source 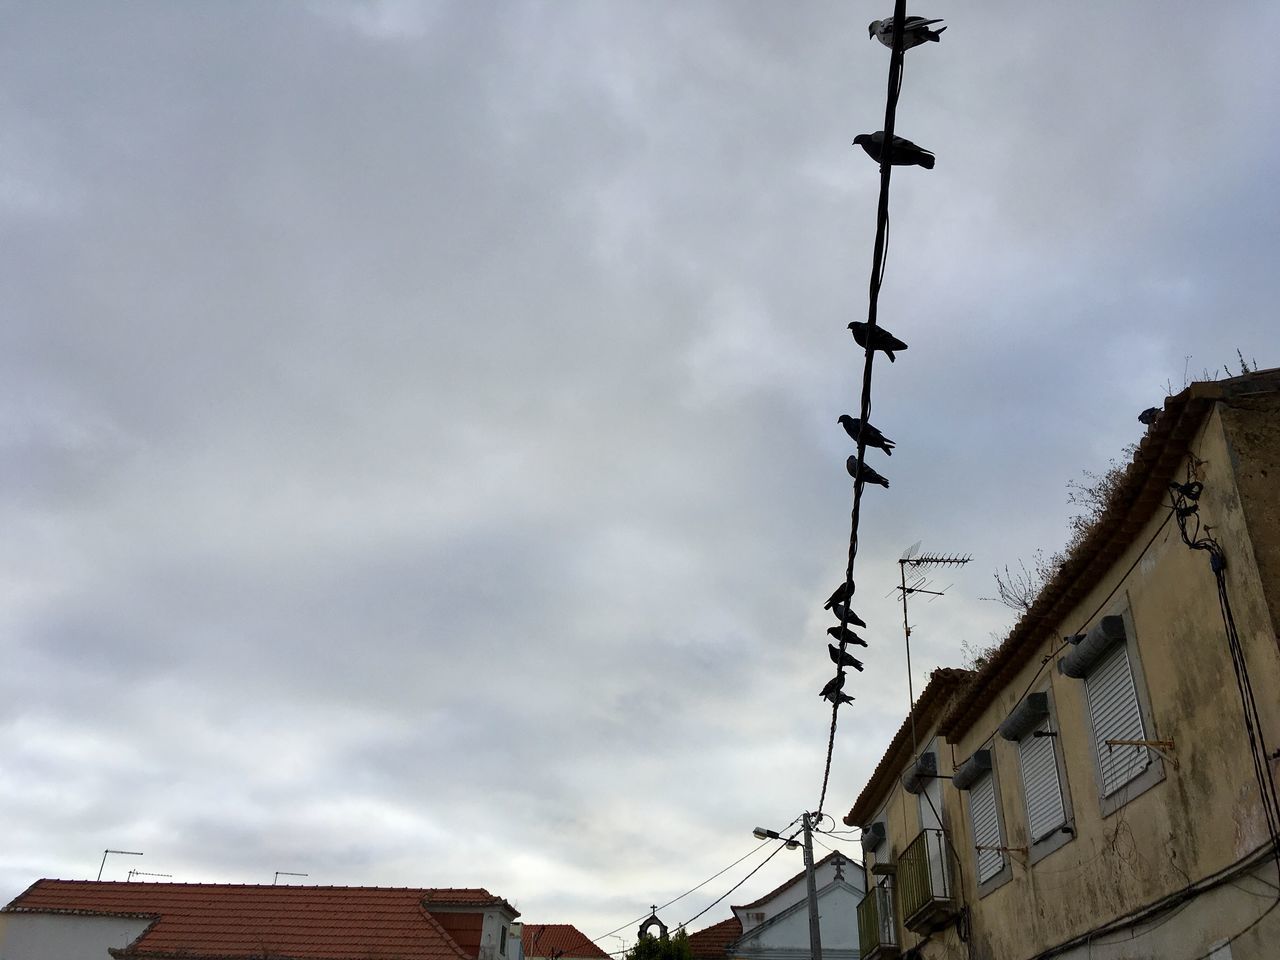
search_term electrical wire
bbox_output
[588,837,778,944]
[816,0,911,820]
[678,835,800,929]
[1169,458,1280,873]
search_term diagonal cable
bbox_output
[817,0,912,817]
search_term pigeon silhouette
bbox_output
[828,626,869,648]
[1138,407,1161,425]
[848,321,909,361]
[868,17,946,49]
[838,415,895,455]
[847,457,890,488]
[853,132,934,169]
[834,691,855,705]
[829,603,867,628]
[819,672,846,699]
[823,580,855,610]
[828,644,866,672]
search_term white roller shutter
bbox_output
[969,773,1004,883]
[1018,722,1066,841]
[1085,642,1149,796]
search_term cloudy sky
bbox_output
[3,0,1279,942]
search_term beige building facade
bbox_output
[846,370,1280,960]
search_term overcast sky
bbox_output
[3,0,1279,943]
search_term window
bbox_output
[969,772,1004,884]
[1059,609,1163,813]
[1085,642,1150,797]
[956,746,1011,894]
[500,927,508,955]
[1017,722,1067,842]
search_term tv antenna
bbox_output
[274,871,310,885]
[127,871,172,882]
[896,544,972,756]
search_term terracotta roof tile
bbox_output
[520,924,609,959]
[2,880,512,960]
[686,917,741,960]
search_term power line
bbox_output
[817,0,913,817]
[588,837,779,944]
[678,835,799,930]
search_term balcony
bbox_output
[856,881,899,959]
[897,828,959,933]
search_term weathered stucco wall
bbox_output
[946,401,1280,960]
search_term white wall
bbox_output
[478,908,522,960]
[0,913,150,960]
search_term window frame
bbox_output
[1015,685,1075,864]
[1081,605,1164,817]
[966,741,1012,897]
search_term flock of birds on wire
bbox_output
[819,15,944,709]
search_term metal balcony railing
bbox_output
[856,881,899,959]
[897,828,959,932]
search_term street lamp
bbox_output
[752,827,801,850]
[753,817,823,960]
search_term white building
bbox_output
[688,850,865,960]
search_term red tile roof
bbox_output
[3,880,516,960]
[433,911,485,958]
[520,924,609,959]
[686,917,741,960]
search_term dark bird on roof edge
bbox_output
[1138,407,1161,425]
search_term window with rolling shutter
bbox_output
[1085,642,1149,796]
[969,772,1004,883]
[1018,722,1066,842]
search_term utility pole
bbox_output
[801,813,823,960]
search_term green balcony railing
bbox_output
[856,882,899,958]
[897,828,958,932]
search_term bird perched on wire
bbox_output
[838,415,895,455]
[848,321,909,361]
[868,17,946,49]
[1138,407,1161,425]
[853,132,935,169]
[847,456,890,488]
[819,672,846,700]
[828,644,865,672]
[827,626,868,648]
[829,603,866,628]
[823,580,855,610]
